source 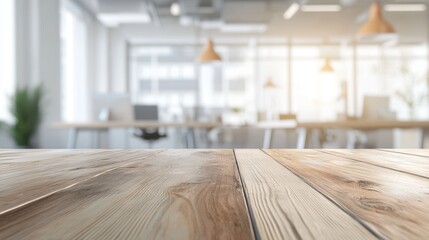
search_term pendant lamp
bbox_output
[357,2,395,37]
[197,39,221,63]
[320,58,334,72]
[264,77,276,89]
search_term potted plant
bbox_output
[9,85,44,148]
[394,60,428,119]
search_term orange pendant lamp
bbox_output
[357,2,395,37]
[264,77,276,89]
[197,39,221,63]
[320,58,334,72]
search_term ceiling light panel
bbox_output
[221,24,268,33]
[384,4,426,12]
[301,5,342,12]
[170,2,181,16]
[284,3,300,20]
[97,13,151,27]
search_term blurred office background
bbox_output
[1,0,429,149]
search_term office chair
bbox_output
[133,105,167,148]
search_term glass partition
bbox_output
[129,42,428,123]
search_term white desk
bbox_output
[53,121,221,149]
[258,120,429,149]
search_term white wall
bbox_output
[108,28,128,93]
[0,0,16,124]
[12,0,64,148]
[95,23,109,93]
[6,0,109,148]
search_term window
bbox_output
[129,42,428,123]
[129,45,256,122]
[60,1,89,121]
[357,44,428,119]
[0,0,15,122]
[292,46,342,121]
[257,46,289,118]
[129,46,198,114]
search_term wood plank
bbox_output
[381,149,429,158]
[0,150,253,240]
[234,149,376,240]
[0,149,162,213]
[266,149,429,239]
[322,149,429,179]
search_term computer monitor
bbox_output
[362,96,395,120]
[133,105,159,121]
[93,93,133,121]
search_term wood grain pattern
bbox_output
[322,149,429,179]
[266,149,429,239]
[381,149,429,158]
[0,150,253,240]
[0,149,161,213]
[234,149,376,240]
[2,149,429,240]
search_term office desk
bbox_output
[1,149,428,239]
[53,121,221,149]
[258,120,429,148]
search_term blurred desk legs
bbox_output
[67,128,78,149]
[264,127,429,149]
[263,129,273,149]
[67,128,109,149]
[262,128,311,149]
[67,128,197,149]
[297,127,429,149]
[421,128,429,148]
[263,128,303,149]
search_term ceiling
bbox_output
[77,0,429,44]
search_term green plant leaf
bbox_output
[9,84,44,148]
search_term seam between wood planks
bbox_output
[378,149,429,158]
[318,149,429,180]
[261,149,386,240]
[232,149,260,240]
[0,149,167,216]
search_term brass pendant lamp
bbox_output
[197,39,221,63]
[357,2,395,37]
[320,58,334,72]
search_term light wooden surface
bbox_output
[257,120,429,130]
[266,149,429,239]
[52,121,221,129]
[0,149,161,213]
[297,120,429,130]
[1,149,429,239]
[55,119,429,130]
[382,148,429,157]
[323,149,429,178]
[235,149,375,240]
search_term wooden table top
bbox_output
[257,120,429,130]
[297,120,429,130]
[53,120,429,131]
[0,149,428,239]
[52,121,221,129]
